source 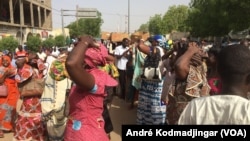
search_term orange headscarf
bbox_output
[0,55,17,78]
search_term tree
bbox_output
[42,37,55,48]
[187,0,250,37]
[67,11,103,38]
[26,36,41,52]
[148,14,165,35]
[0,36,18,52]
[162,5,189,33]
[54,35,65,47]
[138,23,149,32]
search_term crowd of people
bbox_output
[0,34,249,141]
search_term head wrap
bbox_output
[15,64,33,83]
[152,35,168,49]
[0,55,17,77]
[84,44,108,68]
[2,55,11,66]
[49,54,69,81]
[84,44,117,87]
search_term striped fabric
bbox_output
[136,79,166,125]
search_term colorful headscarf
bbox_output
[15,63,33,83]
[85,44,117,87]
[0,55,17,77]
[153,35,167,48]
[49,54,69,81]
[84,44,108,68]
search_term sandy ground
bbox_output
[0,96,137,141]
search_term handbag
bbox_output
[141,47,162,81]
[46,106,67,141]
[19,77,45,97]
[0,84,8,97]
[142,67,162,80]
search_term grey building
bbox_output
[0,0,52,44]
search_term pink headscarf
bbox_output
[84,44,108,68]
[84,44,117,87]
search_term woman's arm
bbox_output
[174,42,200,80]
[137,40,151,55]
[65,36,97,91]
[0,70,11,84]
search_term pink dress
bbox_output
[64,71,111,141]
[208,77,222,95]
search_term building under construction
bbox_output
[0,0,52,44]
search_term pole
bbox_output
[61,9,65,38]
[128,0,130,35]
[19,0,23,45]
[76,5,79,28]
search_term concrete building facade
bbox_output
[0,0,52,44]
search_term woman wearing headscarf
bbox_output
[136,35,166,125]
[0,55,19,138]
[65,35,118,141]
[167,41,210,125]
[13,54,45,141]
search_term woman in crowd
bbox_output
[167,40,210,125]
[206,46,222,95]
[13,54,45,141]
[65,35,118,141]
[178,44,250,124]
[0,55,19,138]
[160,41,179,105]
[136,35,166,125]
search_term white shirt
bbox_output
[68,45,73,52]
[37,52,47,61]
[114,45,129,70]
[51,47,60,57]
[43,55,56,77]
[178,95,250,125]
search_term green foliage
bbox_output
[42,37,55,48]
[162,5,189,33]
[67,22,81,38]
[147,5,189,35]
[67,11,103,38]
[148,14,165,35]
[0,37,18,52]
[138,23,149,32]
[188,0,250,37]
[54,35,65,47]
[65,36,71,45]
[26,36,41,52]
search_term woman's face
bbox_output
[207,52,216,66]
[2,57,10,67]
[15,58,26,68]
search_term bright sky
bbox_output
[52,0,190,33]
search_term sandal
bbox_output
[0,130,4,138]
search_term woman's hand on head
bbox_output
[78,35,100,48]
[187,42,200,54]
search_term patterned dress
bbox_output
[13,64,45,141]
[137,79,166,125]
[136,46,166,125]
[167,65,211,125]
[0,59,19,132]
[14,96,45,141]
[208,77,222,95]
[64,70,116,141]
